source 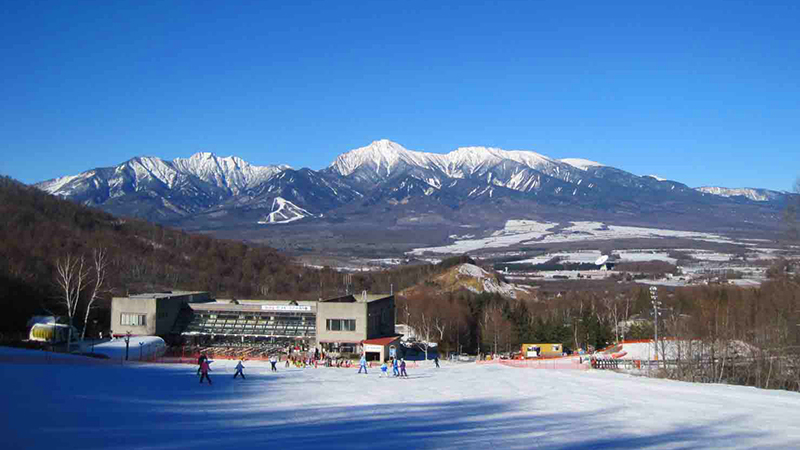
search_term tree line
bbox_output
[398,262,800,391]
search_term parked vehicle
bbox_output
[29,323,80,343]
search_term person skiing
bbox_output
[434,355,440,368]
[358,354,368,374]
[270,354,278,372]
[197,353,207,376]
[399,358,408,378]
[392,357,400,377]
[234,359,245,379]
[199,358,212,384]
[380,361,388,378]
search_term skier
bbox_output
[358,354,368,374]
[399,358,408,378]
[234,359,245,379]
[434,355,440,368]
[196,353,207,376]
[199,358,212,384]
[270,354,278,372]
[380,361,388,378]
[392,357,399,377]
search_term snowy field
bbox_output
[3,348,800,450]
[408,220,739,256]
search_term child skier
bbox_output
[358,354,368,374]
[399,359,408,378]
[199,358,212,384]
[380,361,388,378]
[234,359,245,379]
[196,353,207,376]
[270,354,278,372]
[392,357,399,377]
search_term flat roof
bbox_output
[321,294,393,303]
[117,291,208,300]
[189,302,317,313]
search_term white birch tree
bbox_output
[55,254,89,351]
[81,248,108,341]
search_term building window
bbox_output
[326,319,356,332]
[120,313,146,326]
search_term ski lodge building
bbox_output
[110,291,398,358]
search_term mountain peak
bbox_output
[190,151,217,160]
[330,140,416,177]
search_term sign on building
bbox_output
[260,305,312,312]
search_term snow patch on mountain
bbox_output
[38,174,84,196]
[696,186,781,202]
[457,264,531,299]
[559,158,605,170]
[257,197,315,224]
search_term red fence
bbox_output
[478,357,589,370]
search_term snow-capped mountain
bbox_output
[327,139,591,193]
[34,140,793,233]
[36,153,290,220]
[696,186,785,202]
[171,152,289,195]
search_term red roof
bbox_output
[362,336,401,346]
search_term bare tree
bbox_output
[81,248,108,341]
[480,304,503,357]
[55,254,89,352]
[433,315,447,348]
[414,311,434,362]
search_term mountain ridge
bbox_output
[32,140,796,241]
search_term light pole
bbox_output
[124,331,131,361]
[92,320,98,353]
[649,286,660,364]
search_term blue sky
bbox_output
[1,1,798,190]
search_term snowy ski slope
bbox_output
[2,347,799,449]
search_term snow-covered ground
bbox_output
[3,347,800,449]
[457,263,532,298]
[409,220,742,255]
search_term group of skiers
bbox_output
[196,353,247,384]
[196,351,438,384]
[359,354,408,378]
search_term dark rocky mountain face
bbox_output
[34,140,795,251]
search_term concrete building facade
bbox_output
[315,293,396,355]
[111,291,210,337]
[110,291,397,358]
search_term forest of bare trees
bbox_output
[397,264,800,391]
